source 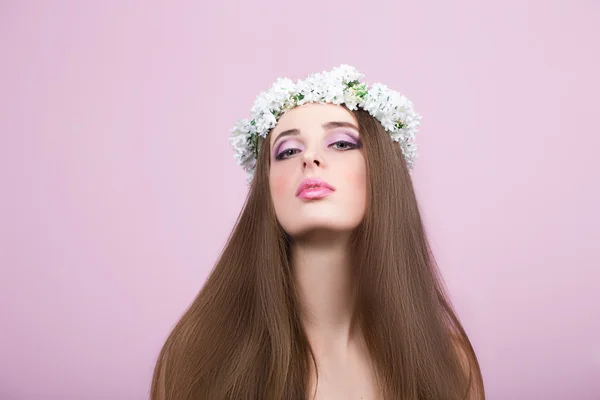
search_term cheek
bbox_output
[269,168,289,202]
[343,158,367,193]
[344,168,366,187]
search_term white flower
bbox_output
[255,112,277,135]
[229,65,422,181]
[269,78,295,108]
[342,87,361,110]
[250,91,272,116]
[322,77,345,103]
[330,64,363,83]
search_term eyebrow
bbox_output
[272,121,360,146]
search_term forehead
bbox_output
[269,103,357,143]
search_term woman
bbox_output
[150,65,485,399]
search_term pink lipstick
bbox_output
[296,178,335,200]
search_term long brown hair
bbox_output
[150,108,485,399]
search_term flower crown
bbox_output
[229,65,422,182]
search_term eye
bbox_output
[275,148,301,160]
[329,140,359,151]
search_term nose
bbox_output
[302,151,321,169]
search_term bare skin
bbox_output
[292,235,380,400]
[269,104,377,398]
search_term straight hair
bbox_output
[150,108,485,399]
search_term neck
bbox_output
[291,231,359,348]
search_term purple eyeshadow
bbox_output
[326,131,359,146]
[273,130,360,159]
[273,139,302,158]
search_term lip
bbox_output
[296,178,335,200]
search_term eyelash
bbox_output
[275,140,360,160]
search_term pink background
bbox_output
[1,1,599,399]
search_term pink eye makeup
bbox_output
[273,130,362,161]
[274,139,304,160]
[325,131,361,149]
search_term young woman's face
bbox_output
[269,103,367,238]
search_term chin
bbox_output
[282,214,363,239]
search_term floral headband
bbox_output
[229,65,421,182]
